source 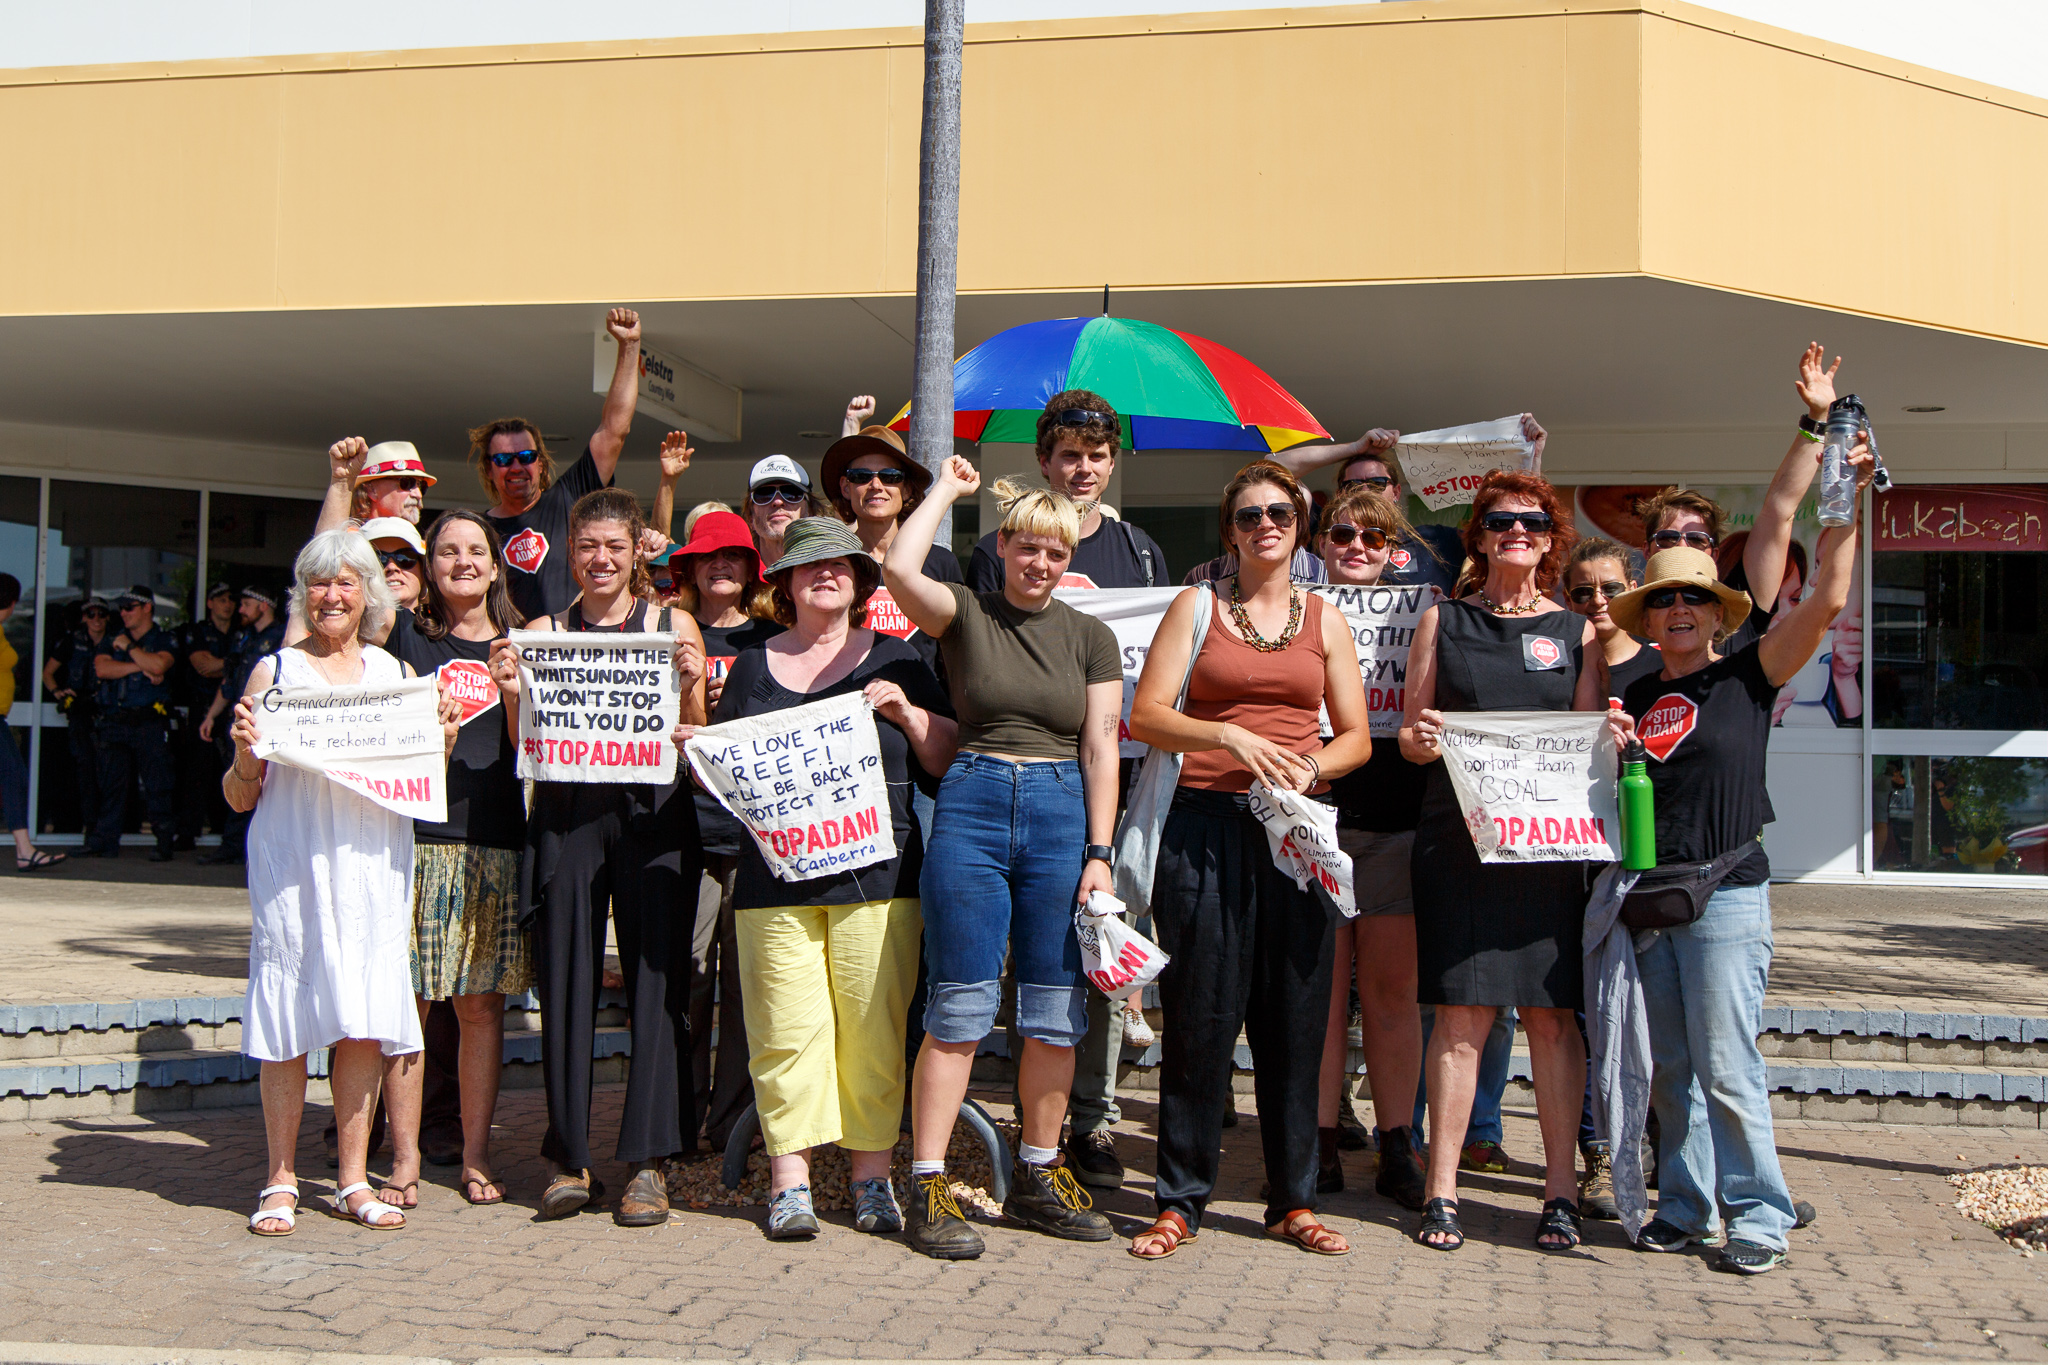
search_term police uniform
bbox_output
[173,590,236,842]
[92,595,178,859]
[51,616,107,847]
[205,607,286,864]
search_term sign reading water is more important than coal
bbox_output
[1310,582,1442,736]
[683,692,892,882]
[252,675,447,821]
[1438,711,1619,863]
[512,631,681,783]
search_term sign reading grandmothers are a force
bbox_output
[512,631,681,783]
[251,674,447,821]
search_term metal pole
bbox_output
[910,0,963,548]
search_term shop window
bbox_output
[207,492,320,604]
[1874,754,2048,875]
[1123,506,1220,580]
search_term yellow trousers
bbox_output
[733,897,922,1157]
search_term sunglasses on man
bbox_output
[487,449,541,468]
[1232,503,1298,533]
[376,549,422,571]
[1053,409,1115,429]
[1648,528,1717,551]
[1339,475,1395,494]
[1567,580,1629,604]
[369,476,427,491]
[842,467,908,487]
[1479,511,1555,534]
[1323,523,1389,550]
[751,483,808,506]
[82,608,110,620]
[1644,585,1720,610]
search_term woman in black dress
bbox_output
[1399,471,1603,1252]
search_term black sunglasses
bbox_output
[750,484,808,506]
[376,549,422,571]
[1644,585,1719,610]
[487,449,541,468]
[1648,529,1718,551]
[1567,581,1629,604]
[842,467,908,487]
[1232,502,1298,532]
[1339,476,1395,494]
[1323,523,1389,550]
[1479,511,1555,534]
[82,608,109,619]
[1054,408,1115,428]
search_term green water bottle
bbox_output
[1620,739,1656,871]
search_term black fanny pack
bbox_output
[1618,843,1757,930]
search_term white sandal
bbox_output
[248,1183,299,1237]
[329,1180,406,1230]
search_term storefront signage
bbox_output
[1875,485,2048,553]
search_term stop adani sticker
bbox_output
[1388,547,1412,570]
[1638,693,1699,762]
[437,659,501,725]
[503,528,548,575]
[1522,635,1567,671]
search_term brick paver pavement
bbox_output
[1,1087,2044,1361]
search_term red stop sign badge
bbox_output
[1638,693,1699,762]
[438,659,501,725]
[503,528,548,574]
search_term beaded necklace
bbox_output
[1475,588,1544,616]
[1228,575,1304,652]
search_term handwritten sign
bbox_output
[1875,484,2048,553]
[1396,417,1536,510]
[684,692,892,882]
[252,675,446,821]
[1310,582,1443,736]
[511,631,680,783]
[1247,782,1356,916]
[1437,711,1619,863]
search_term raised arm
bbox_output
[588,307,642,482]
[315,438,368,536]
[1759,442,1872,688]
[649,430,693,549]
[882,455,975,638]
[1269,427,1398,480]
[1747,343,1841,611]
[842,395,877,437]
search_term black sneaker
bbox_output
[1003,1157,1112,1241]
[1716,1238,1786,1275]
[1636,1217,1704,1253]
[1373,1125,1428,1211]
[1063,1129,1125,1189]
[905,1173,984,1260]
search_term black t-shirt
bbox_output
[220,619,287,709]
[387,610,525,849]
[711,633,952,910]
[486,447,611,624]
[1605,642,1665,699]
[1382,523,1464,597]
[695,615,788,857]
[1622,641,1776,885]
[967,515,1167,592]
[175,618,234,712]
[867,543,964,668]
[1331,735,1428,833]
[93,626,174,711]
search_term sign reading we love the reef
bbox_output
[511,632,681,783]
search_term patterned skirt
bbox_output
[412,842,533,999]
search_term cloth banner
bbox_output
[1054,587,1182,758]
[683,691,893,882]
[1309,582,1443,736]
[251,675,447,821]
[1396,417,1536,510]
[1437,711,1619,862]
[511,631,680,783]
[1247,781,1357,916]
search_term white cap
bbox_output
[360,517,426,553]
[747,454,810,491]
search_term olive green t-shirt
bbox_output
[938,582,1122,760]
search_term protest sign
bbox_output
[684,692,893,882]
[252,674,447,821]
[1247,781,1357,916]
[1437,711,1619,863]
[1309,582,1442,736]
[1074,892,1170,998]
[1054,586,1182,758]
[435,659,501,725]
[1396,417,1536,511]
[511,631,680,783]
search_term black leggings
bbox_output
[530,785,698,1170]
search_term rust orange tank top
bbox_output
[1178,588,1328,792]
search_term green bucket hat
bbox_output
[764,517,882,591]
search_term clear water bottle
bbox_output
[1818,395,1867,528]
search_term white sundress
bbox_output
[242,644,424,1063]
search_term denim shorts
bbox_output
[919,753,1090,1047]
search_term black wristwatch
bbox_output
[1798,413,1825,435]
[1084,844,1115,865]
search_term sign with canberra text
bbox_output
[252,675,447,821]
[1437,711,1619,863]
[684,692,892,882]
[1875,484,2048,553]
[1311,582,1442,736]
[511,631,680,783]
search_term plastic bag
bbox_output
[1073,890,1170,998]
[1247,781,1357,917]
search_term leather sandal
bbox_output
[1415,1196,1464,1251]
[1535,1196,1582,1251]
[1128,1210,1197,1260]
[1265,1208,1350,1256]
[540,1167,594,1220]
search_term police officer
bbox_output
[174,583,237,848]
[92,585,178,861]
[41,599,111,850]
[198,586,283,866]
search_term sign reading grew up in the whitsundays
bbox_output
[683,692,893,882]
[511,631,680,783]
[252,675,447,821]
[1437,711,1619,863]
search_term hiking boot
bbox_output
[614,1163,670,1227]
[905,1172,984,1259]
[852,1177,902,1234]
[1460,1139,1510,1174]
[1003,1157,1112,1241]
[765,1183,819,1240]
[1579,1145,1620,1221]
[1716,1238,1786,1275]
[1063,1129,1125,1189]
[1373,1125,1428,1210]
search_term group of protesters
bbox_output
[232,314,1868,1278]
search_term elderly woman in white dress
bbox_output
[233,530,458,1235]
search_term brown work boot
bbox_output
[1579,1145,1620,1221]
[614,1162,671,1227]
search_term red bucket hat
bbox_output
[665,510,764,578]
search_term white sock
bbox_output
[911,1159,946,1178]
[1019,1142,1058,1167]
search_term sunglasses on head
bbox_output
[1339,475,1394,494]
[751,483,808,506]
[376,549,422,571]
[842,467,908,487]
[1648,528,1718,551]
[1323,523,1389,550]
[1567,581,1629,604]
[1054,408,1115,428]
[1644,585,1719,610]
[1232,502,1298,533]
[1479,510,1555,534]
[487,449,541,468]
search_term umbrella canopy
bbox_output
[888,315,1328,453]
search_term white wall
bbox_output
[2,2,2044,104]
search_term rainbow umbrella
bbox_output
[888,315,1327,452]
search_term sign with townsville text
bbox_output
[1437,711,1619,863]
[511,631,681,783]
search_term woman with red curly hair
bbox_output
[1398,470,1604,1254]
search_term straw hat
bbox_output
[821,425,932,497]
[355,441,436,487]
[1607,546,1750,637]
